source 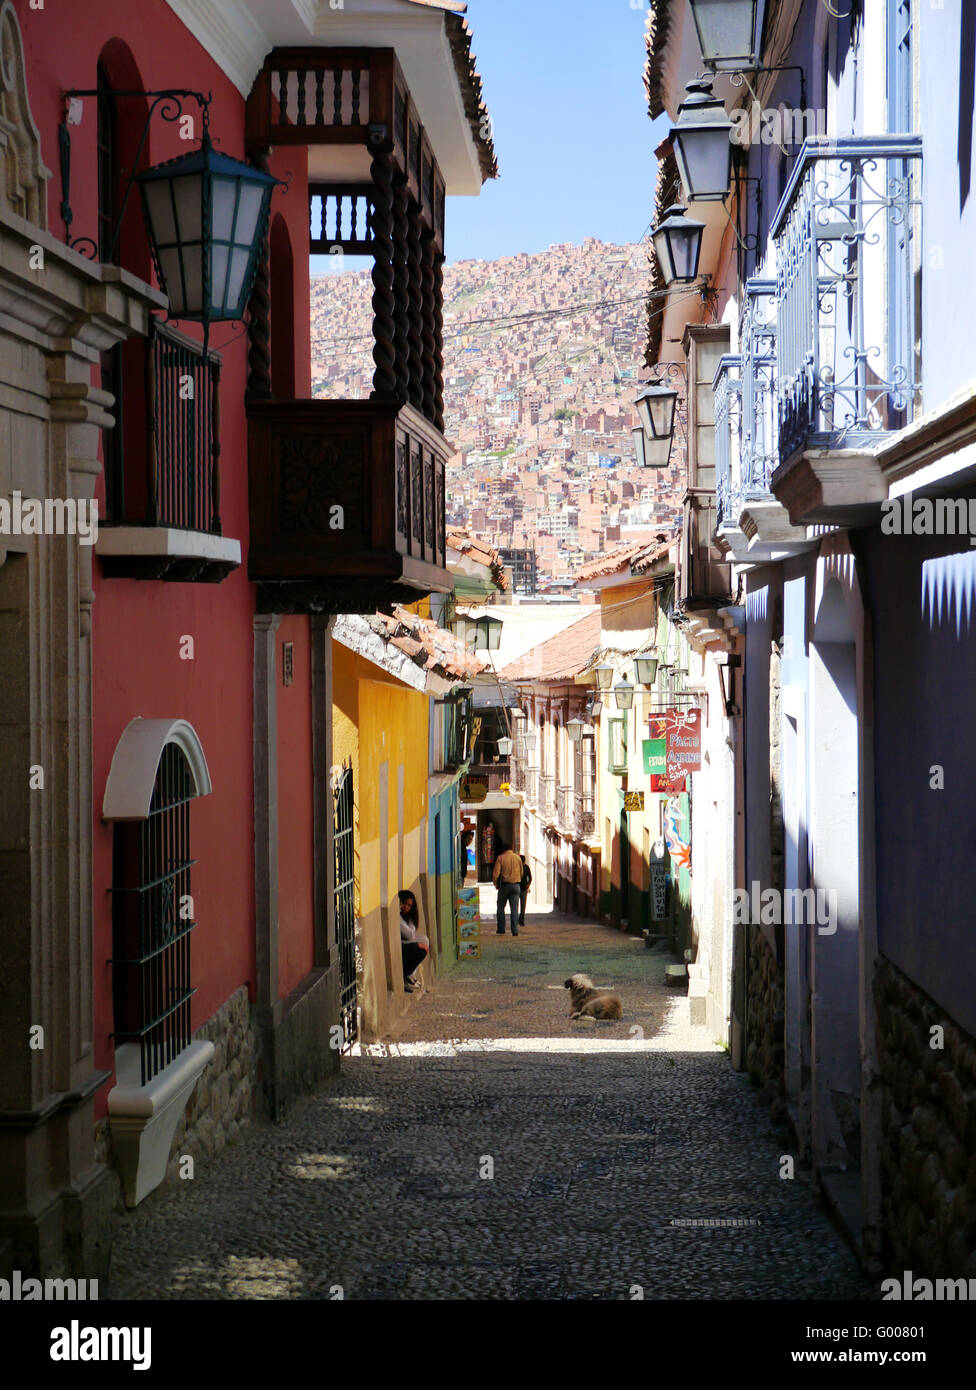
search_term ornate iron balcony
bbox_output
[773,137,922,466]
[713,354,742,529]
[574,792,595,841]
[740,279,778,494]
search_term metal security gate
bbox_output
[333,761,358,1049]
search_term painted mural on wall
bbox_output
[664,796,691,873]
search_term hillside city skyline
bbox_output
[310,237,685,590]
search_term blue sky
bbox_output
[310,0,667,273]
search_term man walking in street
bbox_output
[493,842,523,936]
[518,853,532,926]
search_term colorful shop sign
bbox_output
[648,708,701,780]
[460,774,488,803]
[642,737,667,776]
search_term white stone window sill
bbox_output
[108,1040,214,1206]
[96,527,241,565]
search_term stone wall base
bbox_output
[875,956,976,1279]
[745,924,786,1115]
[95,984,260,1203]
[260,964,341,1121]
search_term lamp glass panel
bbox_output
[643,433,673,468]
[635,655,660,686]
[155,247,183,312]
[614,683,635,711]
[692,0,760,67]
[497,736,513,757]
[172,173,203,243]
[233,181,267,244]
[595,664,614,691]
[211,175,239,240]
[228,246,252,312]
[210,243,229,312]
[143,180,177,246]
[648,391,676,438]
[652,225,675,284]
[668,225,701,281]
[181,246,204,315]
[675,128,732,200]
[633,426,647,468]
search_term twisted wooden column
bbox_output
[246,147,272,398]
[420,228,438,425]
[369,150,397,400]
[406,198,425,412]
[433,249,445,433]
[391,172,411,404]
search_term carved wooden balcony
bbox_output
[247,397,450,613]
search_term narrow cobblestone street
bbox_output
[107,905,875,1301]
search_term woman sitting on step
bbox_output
[399,890,429,993]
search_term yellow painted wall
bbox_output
[597,581,659,927]
[332,640,432,1040]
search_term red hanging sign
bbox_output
[648,708,701,781]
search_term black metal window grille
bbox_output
[333,762,358,1050]
[148,321,221,534]
[97,66,125,520]
[110,743,197,1086]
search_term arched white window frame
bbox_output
[102,717,212,821]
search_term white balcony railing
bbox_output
[773,137,922,465]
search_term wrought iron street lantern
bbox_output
[635,382,678,469]
[136,132,278,350]
[594,664,615,692]
[497,735,513,758]
[689,0,768,71]
[671,79,734,202]
[458,614,503,651]
[634,652,660,686]
[652,204,706,285]
[566,717,585,743]
[613,682,635,711]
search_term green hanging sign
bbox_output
[642,737,667,776]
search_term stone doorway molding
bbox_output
[0,0,166,1277]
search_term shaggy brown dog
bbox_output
[564,973,623,1021]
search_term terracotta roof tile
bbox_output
[574,535,678,584]
[644,0,675,121]
[631,535,679,572]
[446,529,509,589]
[499,610,603,684]
[395,5,496,182]
[371,604,485,681]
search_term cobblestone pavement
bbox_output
[107,903,876,1300]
